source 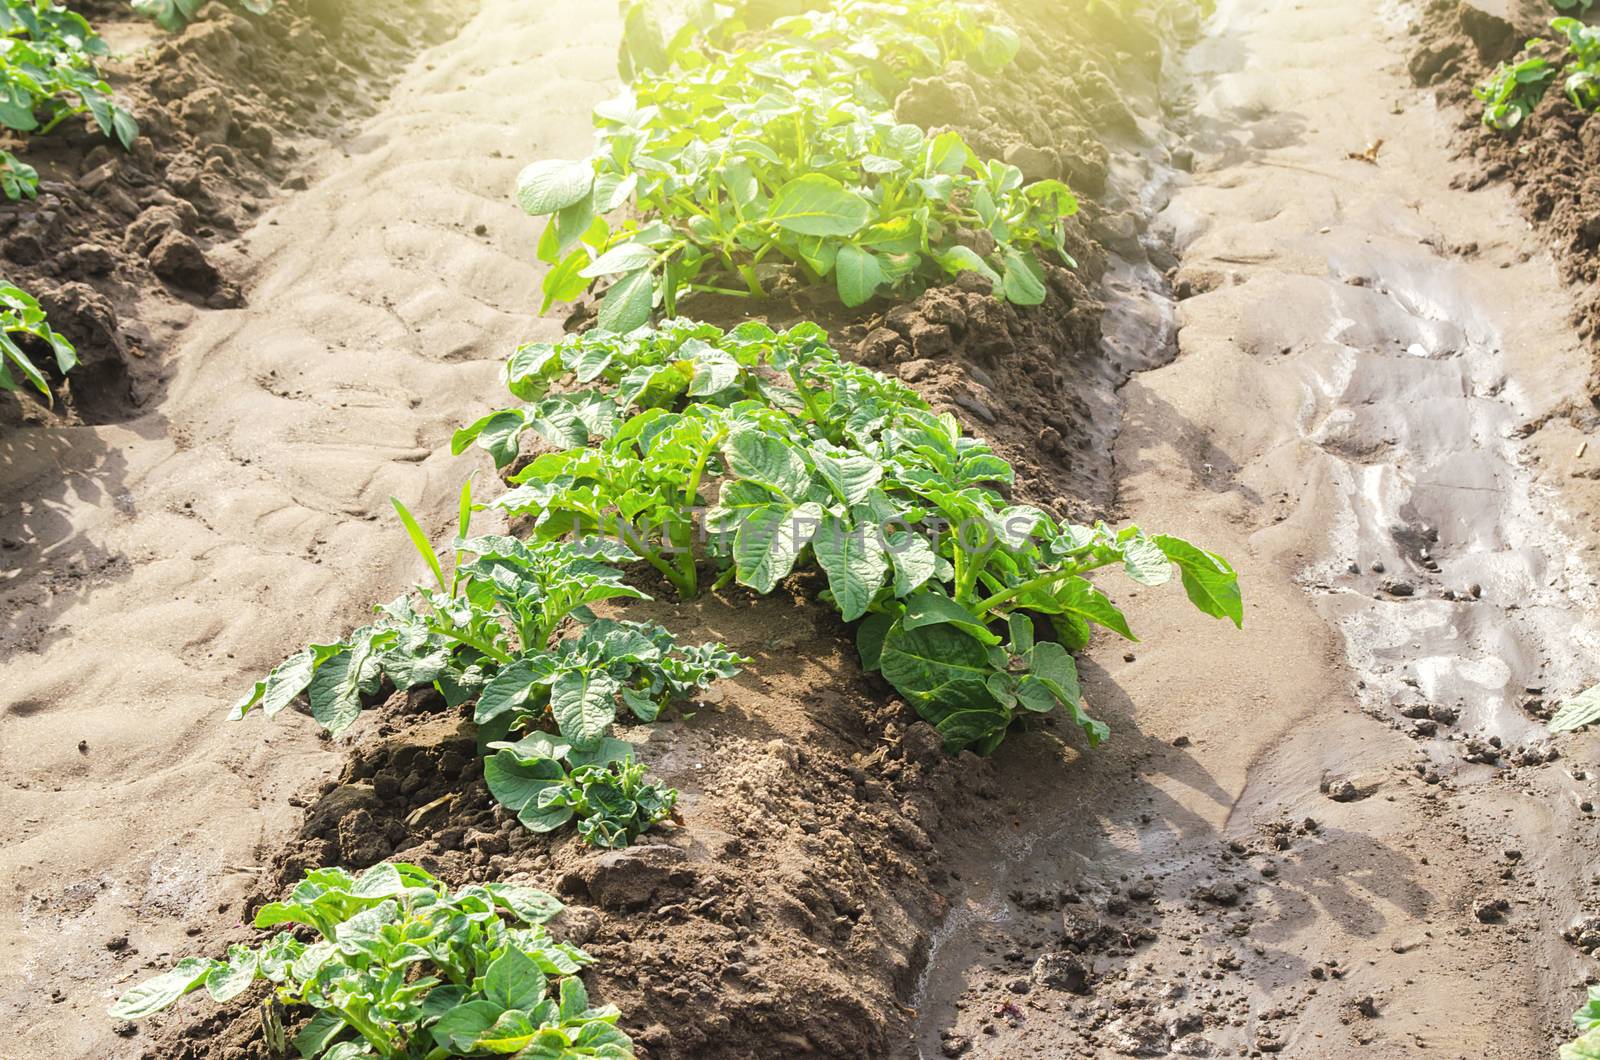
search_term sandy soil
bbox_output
[912,0,1600,1056]
[5,1,1600,1058]
[0,5,616,1056]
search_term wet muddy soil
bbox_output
[911,0,1600,1057]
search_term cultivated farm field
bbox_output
[6,0,1600,1058]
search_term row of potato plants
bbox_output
[110,2,1239,1056]
[518,0,1075,332]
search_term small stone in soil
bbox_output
[1105,1016,1170,1057]
[1473,895,1510,923]
[1031,952,1091,994]
[939,1033,971,1058]
[1325,779,1359,802]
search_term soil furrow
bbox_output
[0,5,618,1056]
[912,1,1600,1056]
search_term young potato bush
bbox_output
[1,279,76,399]
[483,733,677,847]
[521,0,1073,332]
[1556,17,1600,109]
[462,320,1243,754]
[1477,19,1600,130]
[109,862,635,1059]
[0,0,137,200]
[1476,47,1558,131]
[234,490,743,848]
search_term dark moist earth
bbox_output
[0,0,471,428]
[120,2,1214,1059]
[1409,0,1600,395]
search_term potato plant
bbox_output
[1,279,76,400]
[234,491,741,847]
[623,0,1021,99]
[520,3,1073,332]
[1,0,137,200]
[1563,986,1600,1059]
[1476,47,1557,131]
[130,0,272,32]
[109,862,636,1059]
[1555,17,1600,109]
[1476,19,1600,130]
[484,734,677,848]
[463,320,1242,754]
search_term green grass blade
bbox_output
[392,496,446,595]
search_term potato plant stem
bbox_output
[972,559,1115,617]
[637,539,697,598]
[434,627,514,666]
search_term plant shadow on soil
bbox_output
[0,425,137,659]
[911,649,1439,1058]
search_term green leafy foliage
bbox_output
[1561,986,1600,1059]
[109,862,635,1059]
[615,0,714,81]
[625,0,1022,93]
[521,0,1074,330]
[130,0,273,32]
[1,278,76,400]
[0,0,137,198]
[0,147,36,198]
[233,491,740,847]
[1553,0,1594,12]
[1555,16,1600,109]
[1549,683,1600,733]
[486,736,678,848]
[1564,1033,1600,1060]
[465,319,1242,755]
[474,617,742,749]
[1477,19,1600,129]
[1475,46,1557,131]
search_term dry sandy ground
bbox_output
[0,4,619,1056]
[912,0,1600,1056]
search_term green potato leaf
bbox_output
[1155,534,1244,627]
[766,174,871,236]
[517,159,596,216]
